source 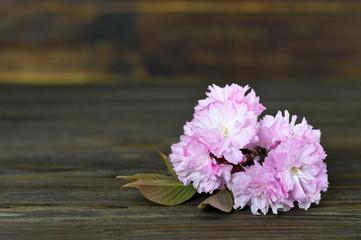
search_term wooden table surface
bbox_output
[0,82,360,239]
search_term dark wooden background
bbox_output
[1,0,361,84]
[0,0,360,239]
[0,82,360,239]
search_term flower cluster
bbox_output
[170,84,328,215]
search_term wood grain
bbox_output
[1,1,361,84]
[0,82,360,239]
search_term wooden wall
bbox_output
[1,0,361,84]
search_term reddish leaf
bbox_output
[116,173,173,182]
[152,145,178,179]
[198,188,234,213]
[122,179,197,206]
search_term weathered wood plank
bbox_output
[0,82,360,239]
[1,1,361,83]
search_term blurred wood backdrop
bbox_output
[1,0,361,84]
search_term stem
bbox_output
[212,147,269,173]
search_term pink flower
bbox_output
[257,110,321,149]
[264,137,328,210]
[169,135,232,194]
[185,101,258,164]
[195,84,266,116]
[228,162,293,215]
[169,84,328,213]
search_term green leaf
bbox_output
[198,188,234,213]
[116,173,174,182]
[122,179,197,206]
[152,145,178,179]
